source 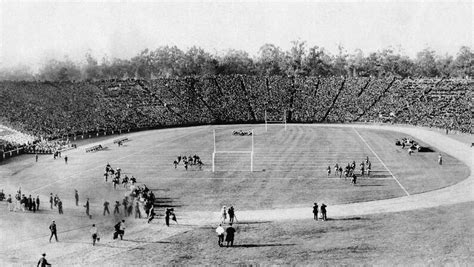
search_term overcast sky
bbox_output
[0,0,472,69]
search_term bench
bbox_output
[113,137,129,144]
[86,144,104,153]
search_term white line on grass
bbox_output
[30,129,206,192]
[352,127,410,196]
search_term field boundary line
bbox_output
[352,127,410,196]
[29,129,206,192]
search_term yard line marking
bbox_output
[352,127,410,196]
[29,129,207,192]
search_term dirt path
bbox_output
[0,124,471,265]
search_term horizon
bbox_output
[0,1,472,70]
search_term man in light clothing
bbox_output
[216,224,225,247]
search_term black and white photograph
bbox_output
[0,0,472,265]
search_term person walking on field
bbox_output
[37,253,51,267]
[7,194,13,212]
[58,199,63,214]
[74,189,79,206]
[438,154,443,165]
[225,223,236,247]
[84,198,91,219]
[49,193,53,210]
[313,203,319,220]
[113,201,121,214]
[103,200,110,215]
[49,220,58,242]
[90,224,99,246]
[216,224,225,247]
[36,195,40,210]
[64,155,68,164]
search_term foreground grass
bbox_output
[92,201,474,265]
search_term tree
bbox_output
[216,49,256,75]
[304,46,334,76]
[181,46,218,76]
[415,48,439,77]
[453,46,473,78]
[281,40,307,76]
[82,52,101,80]
[37,58,81,81]
[256,44,284,76]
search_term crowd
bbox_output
[0,77,470,152]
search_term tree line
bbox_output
[0,41,472,81]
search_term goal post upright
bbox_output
[212,128,254,172]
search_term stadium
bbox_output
[0,1,472,266]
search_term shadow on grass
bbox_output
[233,221,272,225]
[356,184,384,187]
[122,239,171,244]
[231,243,296,248]
[327,217,368,221]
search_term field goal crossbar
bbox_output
[212,129,254,172]
[265,110,287,131]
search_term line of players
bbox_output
[173,154,204,170]
[104,163,137,190]
[327,156,372,184]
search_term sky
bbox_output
[0,0,472,70]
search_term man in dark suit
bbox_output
[49,220,58,242]
[225,223,236,247]
[313,203,318,220]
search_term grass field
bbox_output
[0,124,468,211]
[0,124,471,265]
[88,201,474,265]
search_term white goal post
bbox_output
[212,129,254,172]
[265,110,287,131]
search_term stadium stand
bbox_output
[0,76,471,160]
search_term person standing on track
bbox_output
[225,223,236,247]
[74,189,79,206]
[220,206,227,224]
[216,224,225,247]
[313,203,318,220]
[321,204,327,221]
[228,206,235,224]
[36,195,40,210]
[49,220,58,242]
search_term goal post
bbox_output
[265,110,287,131]
[212,129,254,172]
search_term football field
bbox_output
[0,124,471,265]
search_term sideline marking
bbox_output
[352,127,410,196]
[29,129,206,192]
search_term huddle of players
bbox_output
[173,154,203,170]
[328,157,372,184]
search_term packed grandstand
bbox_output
[0,76,472,157]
